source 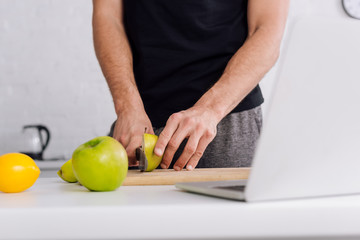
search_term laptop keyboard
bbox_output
[214,185,246,192]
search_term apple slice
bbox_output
[136,133,163,172]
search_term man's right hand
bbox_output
[93,1,153,166]
[112,110,154,166]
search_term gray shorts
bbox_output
[109,106,262,168]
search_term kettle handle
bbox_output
[23,125,51,153]
[38,125,51,152]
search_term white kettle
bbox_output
[20,125,51,160]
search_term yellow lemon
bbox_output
[0,153,40,193]
[57,159,77,183]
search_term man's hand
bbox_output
[153,0,288,171]
[93,0,153,167]
[154,106,219,171]
[113,110,154,166]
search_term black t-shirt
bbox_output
[124,0,263,127]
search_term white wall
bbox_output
[261,0,349,112]
[0,0,115,159]
[0,0,352,159]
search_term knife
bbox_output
[135,128,151,172]
[136,146,147,172]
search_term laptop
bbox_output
[175,17,360,202]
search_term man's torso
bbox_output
[123,0,263,127]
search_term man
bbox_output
[93,0,289,171]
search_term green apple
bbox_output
[143,133,163,172]
[57,159,77,183]
[72,136,128,191]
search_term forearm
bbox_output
[92,2,144,116]
[195,0,289,122]
[195,28,281,121]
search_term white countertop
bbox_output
[1,178,360,240]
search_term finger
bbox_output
[113,128,130,148]
[126,136,142,166]
[143,126,155,135]
[126,151,138,166]
[186,136,212,171]
[173,133,201,171]
[161,126,190,169]
[113,122,132,149]
[127,151,138,166]
[155,113,182,157]
[148,127,155,135]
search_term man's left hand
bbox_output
[154,106,219,171]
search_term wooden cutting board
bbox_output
[122,168,250,186]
